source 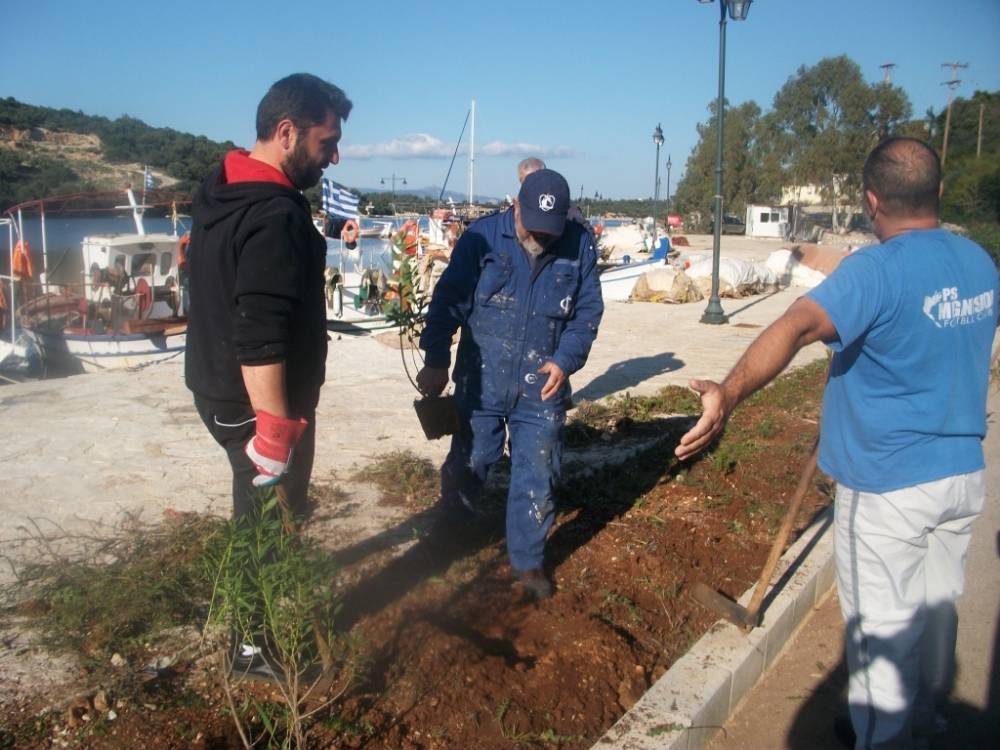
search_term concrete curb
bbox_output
[594,505,836,750]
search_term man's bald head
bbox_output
[518,157,547,183]
[862,137,941,218]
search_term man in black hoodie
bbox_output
[186,73,352,522]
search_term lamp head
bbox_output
[727,0,752,20]
[697,0,752,21]
[653,124,664,147]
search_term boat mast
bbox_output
[124,188,147,236]
[468,98,476,209]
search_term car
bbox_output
[710,213,746,235]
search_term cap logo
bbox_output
[538,193,556,212]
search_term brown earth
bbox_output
[0,362,830,749]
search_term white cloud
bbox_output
[478,141,579,159]
[342,133,453,160]
[343,133,579,160]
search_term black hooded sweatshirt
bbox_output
[184,162,327,416]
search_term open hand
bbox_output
[674,379,730,461]
[538,361,566,401]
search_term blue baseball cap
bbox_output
[518,169,570,237]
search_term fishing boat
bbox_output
[5,189,188,373]
[599,238,672,301]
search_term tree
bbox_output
[672,99,782,230]
[770,55,911,232]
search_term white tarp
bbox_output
[599,224,651,260]
[685,257,780,298]
[765,249,830,289]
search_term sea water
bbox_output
[2,215,397,282]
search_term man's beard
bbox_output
[520,234,546,256]
[283,138,324,190]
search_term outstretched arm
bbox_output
[674,297,837,461]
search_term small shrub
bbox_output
[352,450,438,506]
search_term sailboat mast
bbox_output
[468,98,476,208]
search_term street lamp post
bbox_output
[652,124,664,253]
[380,174,407,211]
[665,154,673,233]
[698,0,752,325]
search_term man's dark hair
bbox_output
[256,73,353,141]
[862,137,941,217]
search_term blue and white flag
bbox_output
[322,178,359,220]
[144,167,155,190]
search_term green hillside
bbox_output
[0,97,236,209]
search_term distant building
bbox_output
[745,204,791,239]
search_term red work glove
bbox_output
[244,410,308,488]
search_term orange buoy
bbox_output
[12,240,33,280]
[342,219,360,244]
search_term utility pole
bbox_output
[977,103,985,159]
[940,62,968,169]
[880,62,896,85]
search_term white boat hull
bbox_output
[26,328,186,372]
[599,258,667,301]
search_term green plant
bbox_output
[710,436,757,474]
[205,494,359,750]
[2,512,223,669]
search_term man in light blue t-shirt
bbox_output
[675,137,998,749]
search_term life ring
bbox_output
[342,219,359,244]
[401,220,419,254]
[12,240,33,280]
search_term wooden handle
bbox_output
[745,440,820,621]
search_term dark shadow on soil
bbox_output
[334,513,505,632]
[574,352,685,402]
[331,417,697,635]
[547,418,694,570]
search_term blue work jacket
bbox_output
[420,209,604,412]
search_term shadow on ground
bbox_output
[574,352,685,402]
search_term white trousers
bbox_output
[834,471,984,750]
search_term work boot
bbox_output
[515,568,554,600]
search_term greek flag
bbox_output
[322,178,359,220]
[144,167,155,190]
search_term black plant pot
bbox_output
[413,395,460,440]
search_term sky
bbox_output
[2,0,999,200]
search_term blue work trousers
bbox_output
[441,403,564,572]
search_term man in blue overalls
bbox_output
[417,169,604,599]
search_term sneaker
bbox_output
[515,568,554,600]
[229,643,328,685]
[228,643,286,684]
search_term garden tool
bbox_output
[692,438,819,630]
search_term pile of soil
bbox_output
[1,364,830,749]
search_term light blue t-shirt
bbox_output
[806,228,998,493]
